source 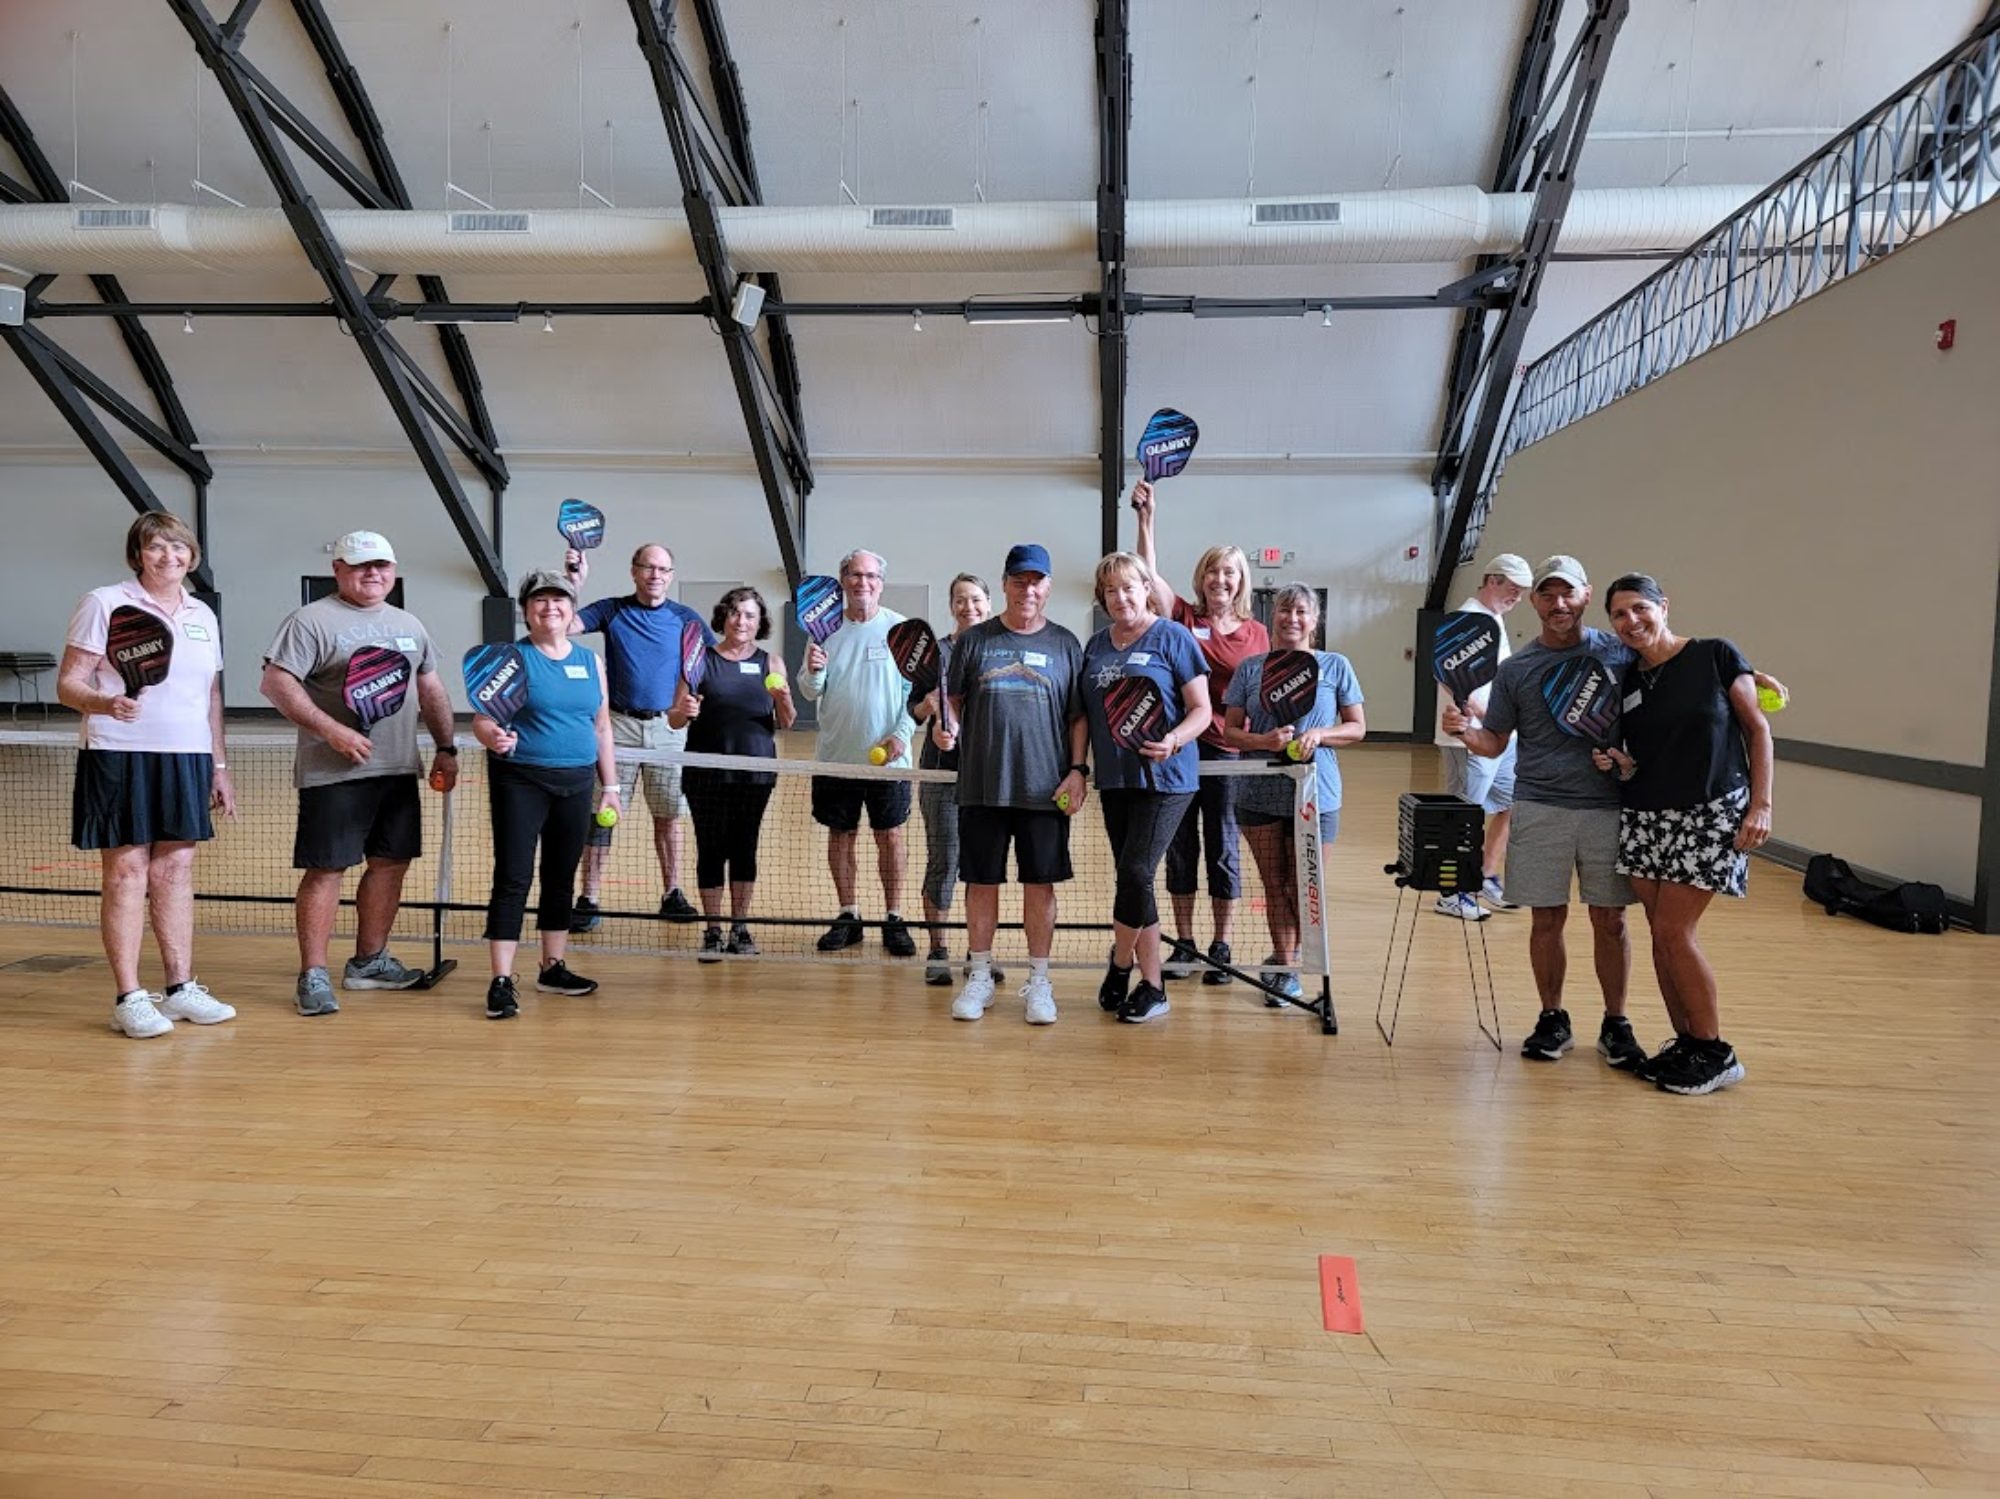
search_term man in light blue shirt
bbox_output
[797,549,920,956]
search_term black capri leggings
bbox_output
[1099,788,1197,930]
[686,780,776,889]
[1164,742,1242,900]
[485,759,595,942]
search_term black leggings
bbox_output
[485,759,594,942]
[1164,744,1242,899]
[686,780,776,890]
[1099,788,1196,930]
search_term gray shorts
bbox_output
[1504,800,1636,908]
[1442,741,1516,814]
[588,711,687,848]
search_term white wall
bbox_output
[1456,200,2000,899]
[3,451,1432,730]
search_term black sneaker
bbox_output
[660,889,699,923]
[1596,1015,1647,1070]
[484,975,519,1020]
[925,946,953,986]
[570,896,603,933]
[1162,937,1197,981]
[1521,1007,1574,1061]
[1200,940,1233,986]
[882,914,917,958]
[1097,962,1134,1013]
[698,927,726,964]
[1119,983,1170,1023]
[727,924,759,957]
[816,912,864,951]
[1656,1038,1745,1096]
[1633,1035,1686,1084]
[535,960,598,997]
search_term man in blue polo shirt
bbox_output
[564,541,713,929]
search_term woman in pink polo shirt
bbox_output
[58,513,237,1039]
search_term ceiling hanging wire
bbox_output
[1245,10,1263,199]
[972,14,987,203]
[838,17,859,205]
[1382,6,1407,189]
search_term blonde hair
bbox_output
[1093,551,1156,610]
[125,512,201,577]
[1190,544,1253,621]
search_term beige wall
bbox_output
[1454,200,2000,898]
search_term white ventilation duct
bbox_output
[0,186,1773,278]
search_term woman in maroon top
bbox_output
[1132,478,1270,985]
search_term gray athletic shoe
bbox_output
[342,949,424,991]
[295,967,340,1016]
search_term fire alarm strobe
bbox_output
[1937,319,1956,351]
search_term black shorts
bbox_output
[810,775,913,833]
[958,804,1073,886]
[294,775,422,870]
[71,749,214,850]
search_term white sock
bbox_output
[1031,958,1050,981]
[968,951,992,979]
[841,904,859,918]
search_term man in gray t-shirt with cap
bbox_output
[1445,554,1643,1070]
[261,530,460,1017]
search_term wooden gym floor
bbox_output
[0,745,1993,1498]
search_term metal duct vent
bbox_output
[868,206,956,230]
[74,206,154,230]
[448,211,532,234]
[1252,201,1341,225]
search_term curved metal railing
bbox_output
[1463,16,2000,561]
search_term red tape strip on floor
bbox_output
[1318,1254,1363,1334]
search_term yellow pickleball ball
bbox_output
[1757,685,1786,713]
[594,806,619,828]
[764,672,785,691]
[1056,791,1073,813]
[1285,739,1306,761]
[868,746,888,766]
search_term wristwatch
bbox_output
[436,745,459,756]
[1069,763,1090,779]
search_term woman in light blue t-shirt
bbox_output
[1222,583,1366,1002]
[471,571,619,1020]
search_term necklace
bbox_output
[1638,637,1685,691]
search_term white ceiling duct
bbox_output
[0,186,1773,278]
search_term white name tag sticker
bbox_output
[1193,626,1212,640]
[1622,691,1643,712]
[738,659,761,674]
[563,664,590,679]
[866,645,889,662]
[395,636,418,651]
[182,623,210,642]
[1126,652,1153,666]
[1023,651,1048,668]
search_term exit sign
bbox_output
[1257,547,1284,567]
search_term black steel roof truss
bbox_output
[1096,0,1132,559]
[165,0,507,596]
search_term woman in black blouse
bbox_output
[1593,574,1774,1097]
[678,587,796,959]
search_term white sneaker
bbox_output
[1022,976,1058,1025]
[1479,875,1519,912]
[951,971,996,1021]
[1432,892,1490,922]
[111,992,173,1039]
[158,981,236,1025]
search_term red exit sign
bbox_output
[1257,547,1284,567]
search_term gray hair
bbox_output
[839,548,886,581]
[1272,582,1320,619]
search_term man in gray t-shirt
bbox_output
[260,531,459,1015]
[939,544,1087,1026]
[1446,555,1642,1069]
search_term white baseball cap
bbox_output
[333,531,396,566]
[1533,554,1588,590]
[1479,553,1532,587]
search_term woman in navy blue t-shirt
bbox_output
[1079,553,1212,1024]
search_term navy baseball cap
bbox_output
[1004,543,1052,577]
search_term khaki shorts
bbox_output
[587,712,687,848]
[1503,800,1636,909]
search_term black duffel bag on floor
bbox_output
[1803,853,1949,935]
